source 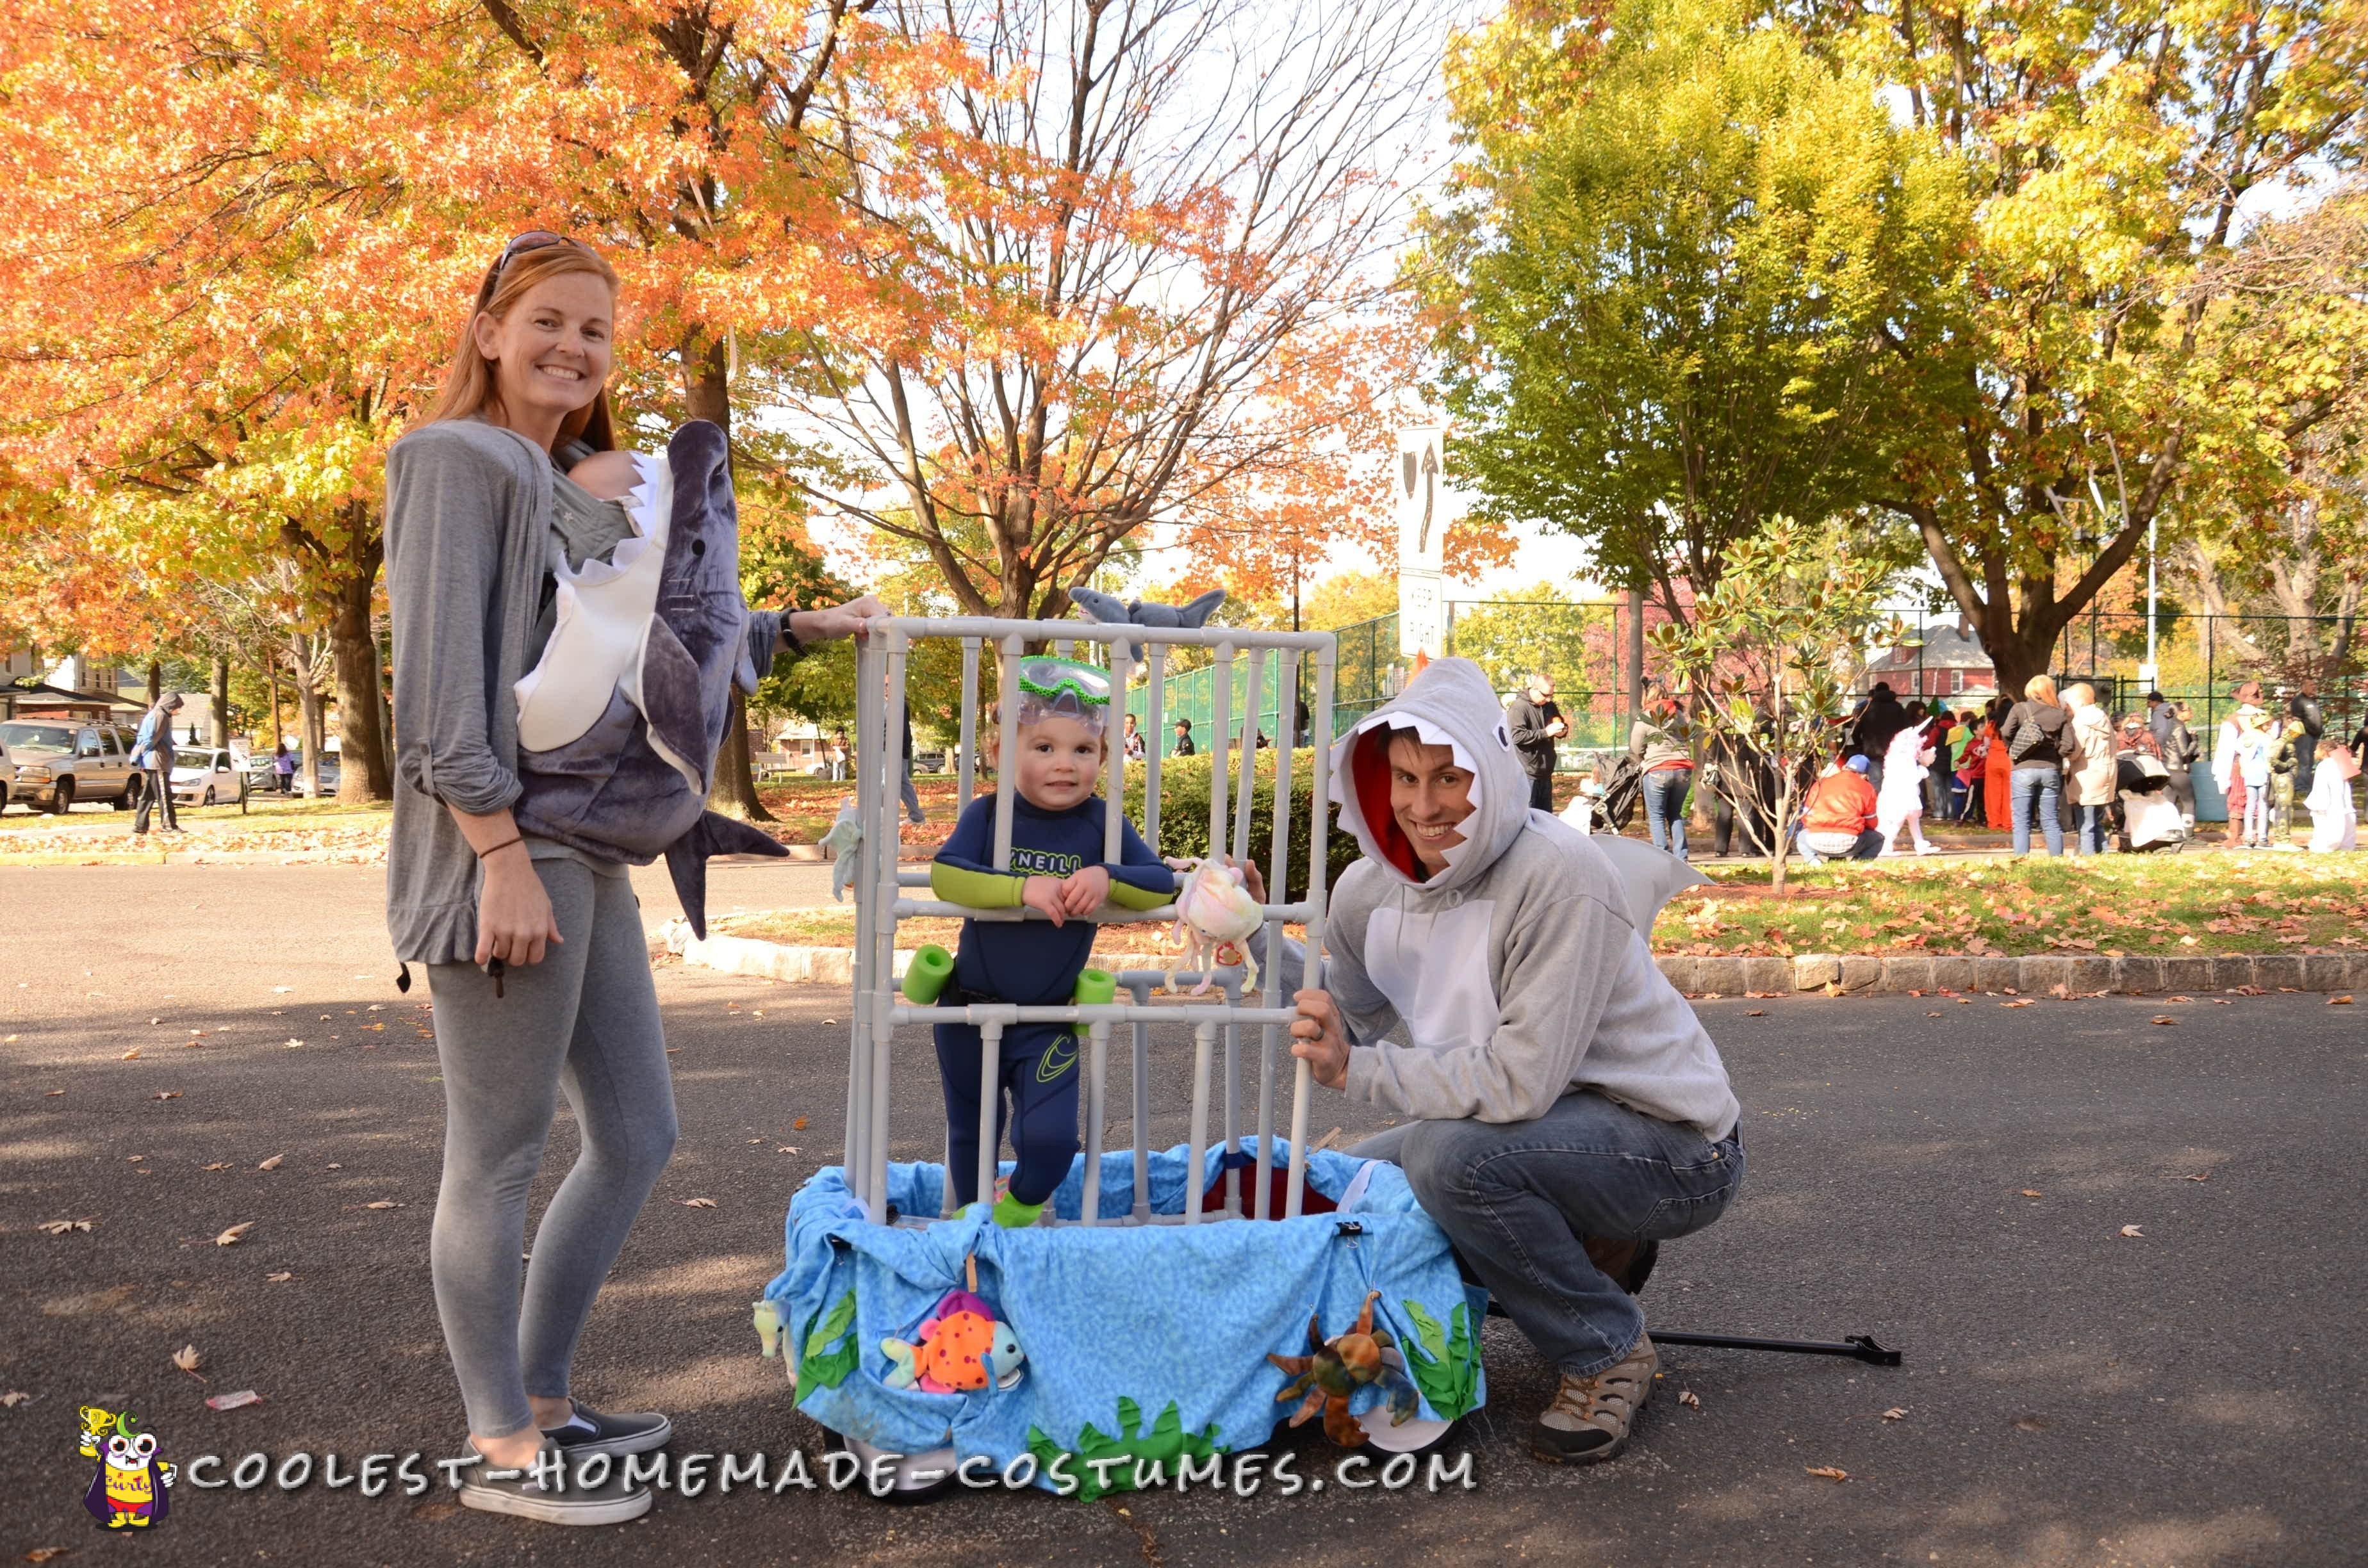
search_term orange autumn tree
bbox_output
[0,0,881,806]
[778,0,1456,623]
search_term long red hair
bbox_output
[422,240,620,452]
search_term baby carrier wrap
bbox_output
[511,420,785,936]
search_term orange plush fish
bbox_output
[881,1289,1025,1394]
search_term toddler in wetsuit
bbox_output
[930,658,1176,1227]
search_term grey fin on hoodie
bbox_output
[666,810,790,941]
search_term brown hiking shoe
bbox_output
[1533,1331,1657,1464]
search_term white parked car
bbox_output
[169,747,248,806]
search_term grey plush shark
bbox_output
[1069,585,1227,628]
[513,419,787,939]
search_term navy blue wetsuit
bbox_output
[930,794,1174,1206]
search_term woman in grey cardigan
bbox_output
[386,233,881,1524]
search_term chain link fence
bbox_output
[1119,601,2363,821]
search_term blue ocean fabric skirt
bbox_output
[762,1139,1488,1494]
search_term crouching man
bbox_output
[1287,658,1743,1464]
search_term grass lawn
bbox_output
[702,849,2368,960]
[1673,851,2368,957]
[0,793,394,862]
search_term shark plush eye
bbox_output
[133,1433,159,1460]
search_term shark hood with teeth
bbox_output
[1331,657,1530,895]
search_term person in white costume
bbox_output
[1874,710,1938,855]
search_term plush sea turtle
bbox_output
[1267,1289,1420,1446]
[881,1287,1024,1395]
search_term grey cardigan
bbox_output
[384,421,554,963]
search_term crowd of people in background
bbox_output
[1797,674,2363,861]
[1518,666,2364,864]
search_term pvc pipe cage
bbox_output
[842,616,1340,1230]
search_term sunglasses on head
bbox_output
[482,230,579,295]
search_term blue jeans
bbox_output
[900,761,925,825]
[1641,768,1691,858]
[2011,765,2063,855]
[1794,826,1882,863]
[1357,1092,1744,1377]
[2072,802,2107,855]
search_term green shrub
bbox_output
[1120,749,1360,902]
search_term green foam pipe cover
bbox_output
[1073,967,1117,1007]
[902,944,955,1004]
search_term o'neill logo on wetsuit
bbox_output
[1035,1033,1078,1082]
[1007,848,1084,876]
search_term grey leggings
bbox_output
[425,859,677,1439]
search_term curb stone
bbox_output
[652,924,2368,998]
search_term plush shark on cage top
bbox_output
[1068,585,1227,629]
[509,420,787,938]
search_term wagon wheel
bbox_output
[818,1428,961,1505]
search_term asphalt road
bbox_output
[5,864,2364,1568]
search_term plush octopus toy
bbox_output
[1164,856,1265,994]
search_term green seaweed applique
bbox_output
[795,1290,860,1393]
[1024,1396,1224,1501]
[1399,1299,1480,1420]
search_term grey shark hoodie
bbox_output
[1322,657,1739,1140]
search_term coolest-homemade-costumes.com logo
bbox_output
[77,1404,177,1530]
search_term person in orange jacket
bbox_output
[1794,752,1882,863]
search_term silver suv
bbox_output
[1,720,144,813]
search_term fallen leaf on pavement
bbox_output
[202,1162,231,1171]
[677,1197,718,1209]
[1,1391,32,1407]
[214,1222,254,1246]
[26,1548,71,1562]
[1882,1407,1907,1421]
[793,1116,809,1131]
[1927,1011,1942,1017]
[2181,1172,2210,1182]
[1746,1009,1765,1017]
[205,1390,264,1410]
[2001,999,2034,1008]
[1805,1466,1849,1482]
[284,1039,304,1049]
[152,1091,181,1101]
[2165,995,2193,1003]
[1823,981,1842,998]
[2021,1189,2043,1198]
[126,1154,147,1163]
[776,1146,800,1155]
[2151,1015,2178,1025]
[38,1218,94,1235]
[2119,1224,2144,1237]
[363,1201,402,1211]
[266,1272,295,1282]
[273,986,293,993]
[120,1049,140,1060]
[1677,1389,1700,1409]
[2331,995,2354,1006]
[171,1344,203,1379]
[256,1154,284,1171]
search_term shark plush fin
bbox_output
[1175,588,1228,628]
[665,810,790,940]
